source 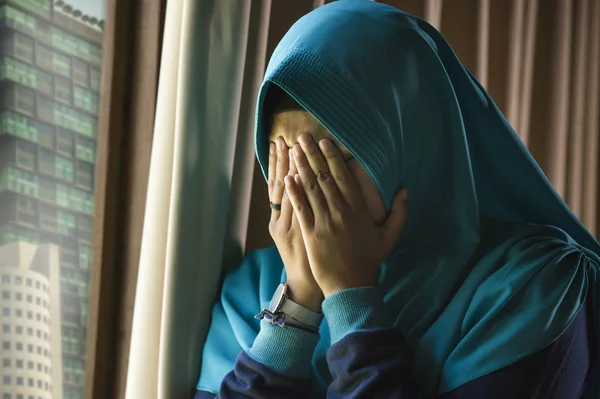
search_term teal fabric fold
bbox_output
[198,1,599,397]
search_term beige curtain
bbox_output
[124,0,600,398]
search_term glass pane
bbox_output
[0,1,106,398]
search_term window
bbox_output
[38,121,55,148]
[90,67,101,90]
[73,59,89,87]
[16,140,36,170]
[77,161,94,189]
[3,375,11,385]
[14,33,34,62]
[55,76,72,104]
[14,85,35,115]
[57,128,74,156]
[1,2,107,397]
[2,359,9,367]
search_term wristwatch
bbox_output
[267,282,323,330]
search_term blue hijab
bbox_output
[198,1,600,396]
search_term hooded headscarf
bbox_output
[198,1,599,396]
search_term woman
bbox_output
[195,1,599,398]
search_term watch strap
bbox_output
[280,297,323,328]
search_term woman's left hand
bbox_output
[284,133,408,298]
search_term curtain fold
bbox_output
[124,0,600,397]
[125,0,268,397]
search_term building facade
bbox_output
[0,242,63,399]
[0,1,102,398]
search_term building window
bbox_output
[28,378,34,387]
[36,95,54,123]
[14,33,34,63]
[57,128,74,156]
[39,179,56,202]
[2,359,9,367]
[55,76,72,104]
[1,341,9,350]
[15,293,21,301]
[1,291,8,300]
[3,375,11,385]
[26,295,32,303]
[16,360,23,368]
[16,377,23,385]
[1,324,9,333]
[38,121,55,149]
[26,278,32,287]
[1,275,9,283]
[15,309,22,317]
[77,161,94,189]
[27,327,33,336]
[16,140,36,170]
[27,344,33,353]
[3,393,10,399]
[15,326,22,334]
[15,276,22,285]
[16,342,22,351]
[2,308,9,316]
[27,361,33,370]
[73,58,89,87]
[90,67,101,90]
[14,85,36,115]
[74,85,99,112]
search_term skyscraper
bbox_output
[0,1,103,398]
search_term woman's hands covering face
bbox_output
[268,137,323,312]
[285,134,408,298]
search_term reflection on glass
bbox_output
[0,1,105,399]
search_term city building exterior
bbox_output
[0,242,63,399]
[0,1,103,398]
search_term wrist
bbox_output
[286,281,323,312]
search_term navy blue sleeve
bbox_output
[325,302,594,399]
[194,350,316,399]
[195,301,593,399]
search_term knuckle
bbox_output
[273,178,285,189]
[316,169,333,183]
[304,179,321,192]
[276,154,287,163]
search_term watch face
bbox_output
[269,283,286,312]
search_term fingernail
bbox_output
[319,138,334,150]
[298,134,311,147]
[269,143,276,154]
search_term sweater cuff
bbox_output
[322,286,392,345]
[246,319,319,378]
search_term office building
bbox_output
[0,1,102,398]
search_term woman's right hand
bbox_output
[268,137,324,312]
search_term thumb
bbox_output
[380,188,408,248]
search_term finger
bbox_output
[290,148,299,176]
[298,134,347,215]
[267,142,276,201]
[271,137,288,221]
[280,182,294,231]
[292,141,329,218]
[318,138,364,210]
[284,174,314,231]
